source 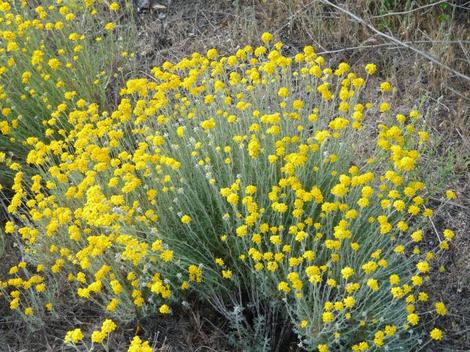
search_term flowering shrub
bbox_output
[0,0,136,181]
[0,27,455,351]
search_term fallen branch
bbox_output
[371,0,448,18]
[318,0,470,81]
[317,40,470,55]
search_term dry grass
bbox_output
[1,0,469,350]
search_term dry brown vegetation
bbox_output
[1,0,469,350]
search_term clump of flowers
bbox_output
[0,31,454,350]
[0,0,136,181]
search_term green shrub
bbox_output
[0,0,137,181]
[0,32,454,351]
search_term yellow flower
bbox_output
[261,32,273,44]
[411,230,423,242]
[48,58,61,70]
[206,48,219,60]
[4,221,15,234]
[222,270,232,279]
[443,229,455,240]
[396,114,406,123]
[423,208,433,217]
[91,330,105,343]
[350,242,360,251]
[248,136,261,158]
[343,296,356,308]
[430,328,443,341]
[278,281,290,293]
[407,313,419,326]
[374,330,385,347]
[106,298,119,312]
[109,2,120,11]
[277,87,289,98]
[410,110,420,119]
[101,319,117,334]
[181,215,192,224]
[446,189,457,200]
[322,311,334,323]
[380,81,392,92]
[105,22,116,31]
[367,279,379,291]
[128,336,154,352]
[435,302,448,316]
[188,265,203,282]
[365,63,377,75]
[160,249,174,262]
[341,267,354,280]
[416,261,430,273]
[352,342,369,351]
[292,99,304,110]
[159,304,171,314]
[176,126,185,138]
[111,280,123,294]
[64,328,84,344]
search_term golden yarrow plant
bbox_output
[0,30,455,351]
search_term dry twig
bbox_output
[371,0,448,18]
[318,0,470,81]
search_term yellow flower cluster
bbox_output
[0,0,134,171]
[0,30,454,350]
[64,328,84,344]
[91,319,117,343]
[128,336,154,352]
